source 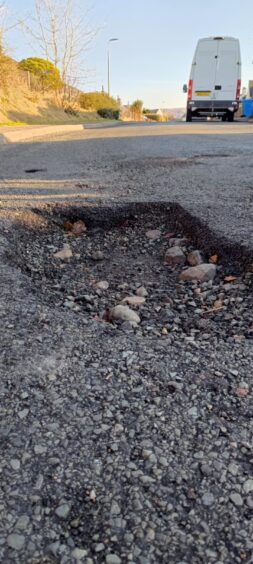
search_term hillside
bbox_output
[0,55,102,126]
[0,88,102,126]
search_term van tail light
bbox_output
[236,79,241,100]
[188,80,193,100]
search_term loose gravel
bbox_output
[0,203,253,564]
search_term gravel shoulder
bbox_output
[1,203,253,563]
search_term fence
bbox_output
[18,69,46,91]
[17,69,80,104]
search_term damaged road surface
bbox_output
[0,121,253,251]
[0,201,253,564]
[0,123,253,563]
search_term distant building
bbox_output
[149,109,163,116]
[249,80,253,98]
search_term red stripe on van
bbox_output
[188,80,193,100]
[236,79,241,100]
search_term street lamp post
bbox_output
[108,38,119,97]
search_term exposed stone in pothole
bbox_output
[5,203,252,342]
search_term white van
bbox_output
[185,36,241,122]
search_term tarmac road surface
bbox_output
[0,120,252,252]
[0,121,253,563]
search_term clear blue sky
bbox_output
[6,0,253,108]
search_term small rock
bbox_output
[70,220,87,236]
[243,479,253,494]
[48,457,60,466]
[201,464,212,476]
[111,501,121,515]
[95,543,105,552]
[180,264,216,283]
[236,387,249,398]
[114,423,124,434]
[145,229,161,240]
[246,496,253,509]
[142,449,153,460]
[229,368,239,376]
[146,528,155,541]
[55,503,71,519]
[164,246,186,266]
[34,445,47,455]
[202,492,215,506]
[118,283,129,291]
[54,244,73,260]
[169,237,187,247]
[15,515,30,530]
[230,493,243,507]
[228,463,239,476]
[7,533,25,551]
[94,281,109,290]
[188,406,199,418]
[70,519,80,528]
[92,250,104,261]
[136,286,148,297]
[106,555,122,564]
[64,300,75,309]
[10,459,20,471]
[47,541,60,557]
[89,489,97,502]
[122,295,146,306]
[18,409,29,420]
[71,548,88,560]
[110,305,140,325]
[187,250,204,266]
[213,300,223,309]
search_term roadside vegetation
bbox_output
[18,58,64,92]
[0,0,152,125]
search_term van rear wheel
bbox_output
[186,110,192,122]
[227,111,234,122]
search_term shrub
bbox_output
[146,113,163,122]
[97,108,119,120]
[79,91,119,111]
[64,105,79,116]
[18,58,63,91]
[0,53,18,91]
[130,99,143,120]
[146,113,173,122]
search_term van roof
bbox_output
[200,36,239,42]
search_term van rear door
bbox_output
[214,39,240,101]
[192,39,218,101]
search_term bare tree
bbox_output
[0,2,7,51]
[0,2,17,53]
[21,0,97,95]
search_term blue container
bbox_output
[242,99,253,118]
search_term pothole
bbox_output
[7,203,253,343]
[25,168,47,174]
[116,154,233,172]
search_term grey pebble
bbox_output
[243,479,253,494]
[10,459,20,470]
[71,547,88,560]
[18,409,29,420]
[230,493,243,507]
[7,533,25,551]
[55,503,71,519]
[106,555,122,564]
[202,492,215,507]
